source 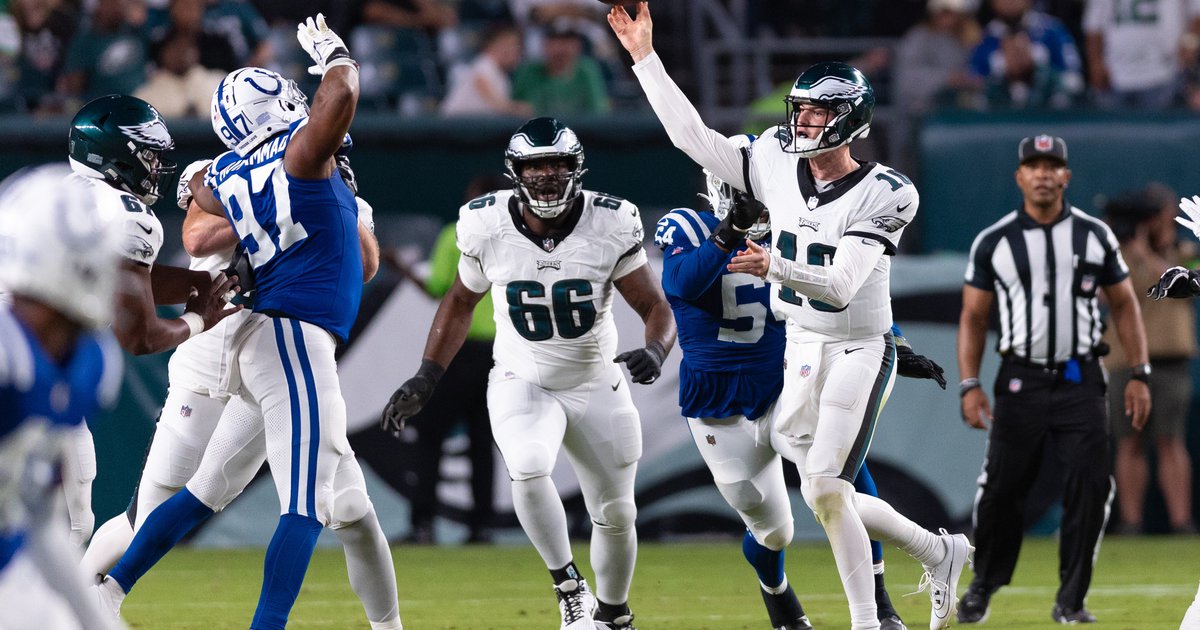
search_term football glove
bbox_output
[1177,195,1200,241]
[1147,266,1200,300]
[711,191,766,251]
[336,154,358,196]
[613,341,667,385]
[381,360,445,435]
[220,244,256,306]
[895,337,946,389]
[176,159,213,210]
[296,13,355,76]
[355,196,374,234]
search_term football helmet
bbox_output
[779,62,874,157]
[68,95,176,205]
[0,164,122,329]
[700,134,770,240]
[211,67,309,157]
[505,117,587,219]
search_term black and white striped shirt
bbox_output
[965,203,1129,364]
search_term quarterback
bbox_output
[611,4,970,629]
[382,117,675,630]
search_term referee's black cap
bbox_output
[1018,134,1068,165]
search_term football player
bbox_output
[610,5,971,629]
[0,165,126,630]
[62,94,241,549]
[657,143,945,630]
[92,15,385,630]
[382,116,676,630]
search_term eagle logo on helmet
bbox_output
[800,75,869,101]
[119,119,173,149]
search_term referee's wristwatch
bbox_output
[1130,363,1152,384]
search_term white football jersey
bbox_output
[69,173,164,268]
[456,189,648,391]
[747,129,918,340]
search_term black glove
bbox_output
[335,154,358,196]
[895,339,946,389]
[381,359,444,435]
[1147,266,1200,300]
[710,191,766,251]
[613,341,667,385]
[220,244,256,306]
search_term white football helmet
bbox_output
[700,134,770,240]
[0,164,122,329]
[211,67,309,157]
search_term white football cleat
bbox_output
[917,529,973,630]
[554,577,597,630]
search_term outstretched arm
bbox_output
[613,261,676,384]
[285,14,359,180]
[608,2,748,192]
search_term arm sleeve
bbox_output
[426,223,460,298]
[631,51,754,194]
[654,209,727,300]
[765,234,887,310]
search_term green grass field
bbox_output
[121,536,1197,629]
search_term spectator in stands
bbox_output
[58,0,149,107]
[1084,0,1200,110]
[359,0,458,31]
[508,0,614,61]
[134,27,225,117]
[9,0,78,113]
[146,0,270,71]
[1103,184,1197,536]
[895,0,983,115]
[512,21,609,116]
[968,0,1084,109]
[440,22,532,117]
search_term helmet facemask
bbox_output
[781,97,870,157]
[506,155,587,219]
[779,62,875,157]
[124,145,176,205]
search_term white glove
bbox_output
[1177,195,1200,241]
[296,13,355,77]
[356,196,375,234]
[176,159,213,210]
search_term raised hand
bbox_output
[1177,195,1200,241]
[606,2,654,62]
[296,13,354,76]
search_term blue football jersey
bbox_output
[0,307,121,570]
[654,207,786,420]
[207,118,362,342]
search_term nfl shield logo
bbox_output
[542,238,556,252]
[1081,274,1095,293]
[800,364,811,377]
[1009,378,1023,393]
[1035,135,1054,152]
[180,405,192,417]
[706,434,716,446]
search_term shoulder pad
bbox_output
[655,208,715,250]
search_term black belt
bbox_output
[1002,354,1097,373]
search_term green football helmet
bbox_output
[779,62,874,157]
[504,117,587,219]
[68,95,176,205]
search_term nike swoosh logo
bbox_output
[611,381,621,391]
[136,223,153,235]
[897,203,912,213]
[844,347,864,354]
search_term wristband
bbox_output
[180,312,204,339]
[959,377,981,397]
[326,57,359,73]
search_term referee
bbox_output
[955,135,1151,625]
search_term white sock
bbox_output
[761,575,789,595]
[100,575,127,607]
[808,478,876,627]
[855,493,944,566]
[512,476,572,570]
[80,514,135,581]
[873,561,885,575]
[591,519,637,605]
[334,507,401,625]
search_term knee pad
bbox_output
[330,484,371,529]
[715,478,767,513]
[504,444,555,481]
[593,496,637,531]
[803,476,852,523]
[752,519,794,552]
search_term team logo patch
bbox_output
[705,434,716,446]
[541,238,556,252]
[797,217,820,231]
[125,235,155,261]
[800,364,811,377]
[180,405,192,417]
[119,119,172,149]
[536,259,561,270]
[870,216,909,233]
[670,246,683,255]
[1035,135,1054,152]
[1009,378,1023,393]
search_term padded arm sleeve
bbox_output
[765,234,886,309]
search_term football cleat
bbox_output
[554,577,597,630]
[917,529,973,630]
[876,572,906,629]
[594,612,637,630]
[957,587,991,624]
[879,613,907,630]
[1051,604,1097,624]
